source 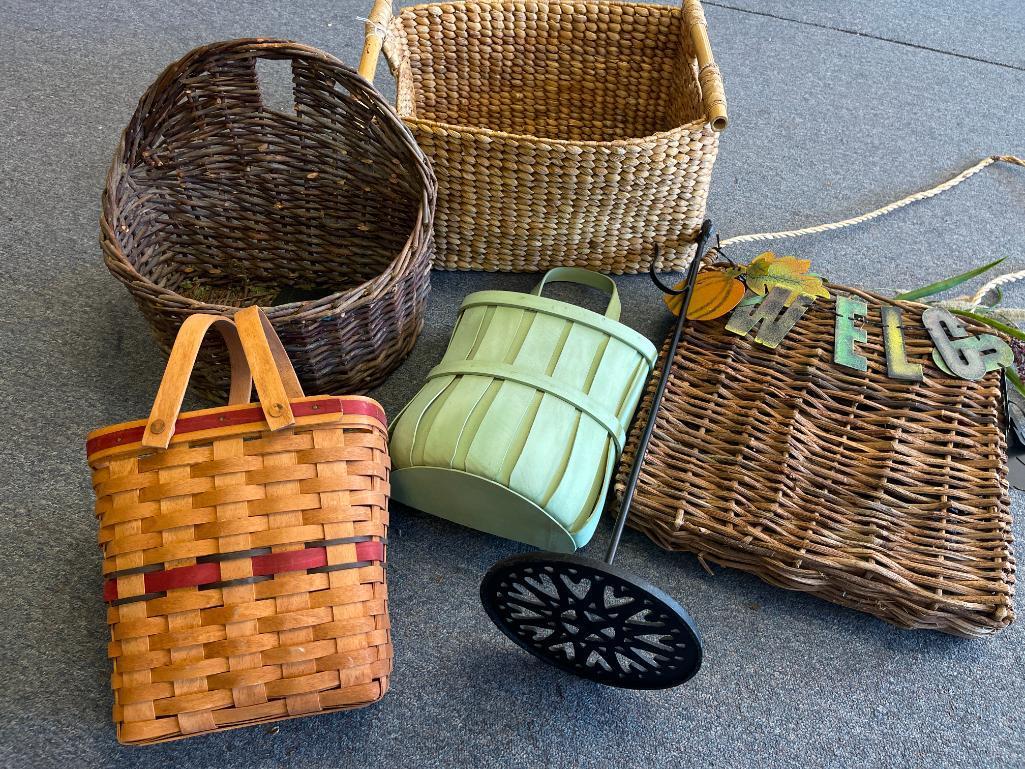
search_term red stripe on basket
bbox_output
[87,398,386,457]
[148,562,220,594]
[102,579,119,603]
[103,540,384,602]
[251,547,328,576]
[354,540,383,564]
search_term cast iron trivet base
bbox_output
[481,553,702,689]
[480,221,715,690]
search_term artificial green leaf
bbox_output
[744,252,830,305]
[895,257,1006,301]
[1006,366,1025,400]
[949,308,1025,343]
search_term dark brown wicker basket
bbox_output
[101,39,436,400]
[617,277,1015,637]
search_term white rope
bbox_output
[357,17,391,40]
[719,154,1025,248]
[967,268,1025,305]
[718,154,1025,323]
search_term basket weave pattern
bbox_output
[102,39,436,400]
[618,281,1015,637]
[90,401,391,744]
[381,0,722,273]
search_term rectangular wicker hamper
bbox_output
[617,278,1015,637]
[86,307,391,744]
[359,0,727,273]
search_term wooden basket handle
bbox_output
[683,0,728,132]
[142,307,306,448]
[233,306,304,431]
[358,0,394,82]
[142,315,253,448]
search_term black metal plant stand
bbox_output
[479,221,715,690]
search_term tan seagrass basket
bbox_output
[102,39,435,402]
[617,274,1015,637]
[86,306,391,744]
[358,0,727,273]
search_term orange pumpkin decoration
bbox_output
[664,269,746,320]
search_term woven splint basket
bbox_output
[102,39,435,401]
[390,268,656,550]
[359,0,727,273]
[617,276,1015,637]
[86,307,391,744]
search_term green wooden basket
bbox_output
[389,268,657,551]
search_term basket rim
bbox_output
[100,200,432,322]
[86,394,387,460]
[100,37,435,323]
[390,0,717,147]
[396,0,685,21]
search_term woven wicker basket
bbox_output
[102,39,436,401]
[617,276,1015,638]
[86,307,392,744]
[359,0,727,274]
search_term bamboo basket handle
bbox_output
[683,0,728,132]
[142,315,253,448]
[358,0,393,81]
[233,306,304,432]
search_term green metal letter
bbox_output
[880,305,924,381]
[922,307,987,380]
[932,333,1013,377]
[834,294,869,372]
[725,287,814,349]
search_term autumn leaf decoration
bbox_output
[664,251,830,319]
[745,252,830,305]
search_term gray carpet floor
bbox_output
[3,1,1025,767]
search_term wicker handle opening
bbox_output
[683,0,728,132]
[143,315,254,448]
[358,0,394,81]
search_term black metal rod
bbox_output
[604,220,714,565]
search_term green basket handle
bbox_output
[531,268,622,321]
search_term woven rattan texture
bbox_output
[382,0,721,273]
[617,281,1015,637]
[101,39,436,401]
[90,408,391,744]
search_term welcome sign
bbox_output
[723,286,1013,383]
[676,252,1014,384]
